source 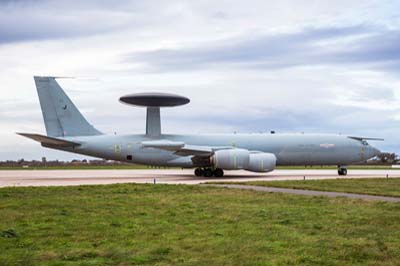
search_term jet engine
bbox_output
[212,149,250,170]
[246,152,276,172]
[212,149,276,172]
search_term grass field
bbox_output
[217,178,400,197]
[1,184,400,265]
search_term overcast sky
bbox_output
[1,0,399,160]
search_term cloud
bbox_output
[124,25,400,72]
[0,0,140,44]
[1,0,400,160]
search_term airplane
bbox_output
[19,76,382,177]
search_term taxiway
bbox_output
[0,169,399,187]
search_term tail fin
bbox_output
[34,76,102,137]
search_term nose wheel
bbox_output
[338,166,347,176]
[194,168,224,177]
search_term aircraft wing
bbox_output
[141,140,231,156]
[174,145,216,156]
[17,133,81,147]
[348,136,384,141]
[141,140,185,150]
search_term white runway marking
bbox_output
[0,169,399,187]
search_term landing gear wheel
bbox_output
[203,168,213,177]
[338,168,347,176]
[213,168,224,177]
[194,168,203,177]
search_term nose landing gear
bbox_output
[194,167,224,177]
[338,166,347,176]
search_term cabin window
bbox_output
[126,155,133,160]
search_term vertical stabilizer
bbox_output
[34,76,102,137]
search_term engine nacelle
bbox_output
[212,149,250,170]
[246,152,276,172]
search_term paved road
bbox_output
[0,169,399,187]
[207,184,400,202]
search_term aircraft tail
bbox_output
[34,76,102,137]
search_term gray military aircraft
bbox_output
[19,76,382,177]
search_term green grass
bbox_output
[1,184,400,265]
[215,178,400,197]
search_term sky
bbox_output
[0,0,399,160]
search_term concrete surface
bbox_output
[207,184,400,202]
[0,169,399,187]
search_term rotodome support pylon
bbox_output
[119,92,190,137]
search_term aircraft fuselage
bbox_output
[51,133,380,167]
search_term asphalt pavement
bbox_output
[0,169,399,187]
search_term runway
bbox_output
[0,169,399,187]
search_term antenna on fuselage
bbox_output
[119,92,190,137]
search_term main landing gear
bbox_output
[338,166,347,176]
[194,167,224,177]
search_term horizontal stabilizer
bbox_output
[348,136,384,141]
[17,133,81,147]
